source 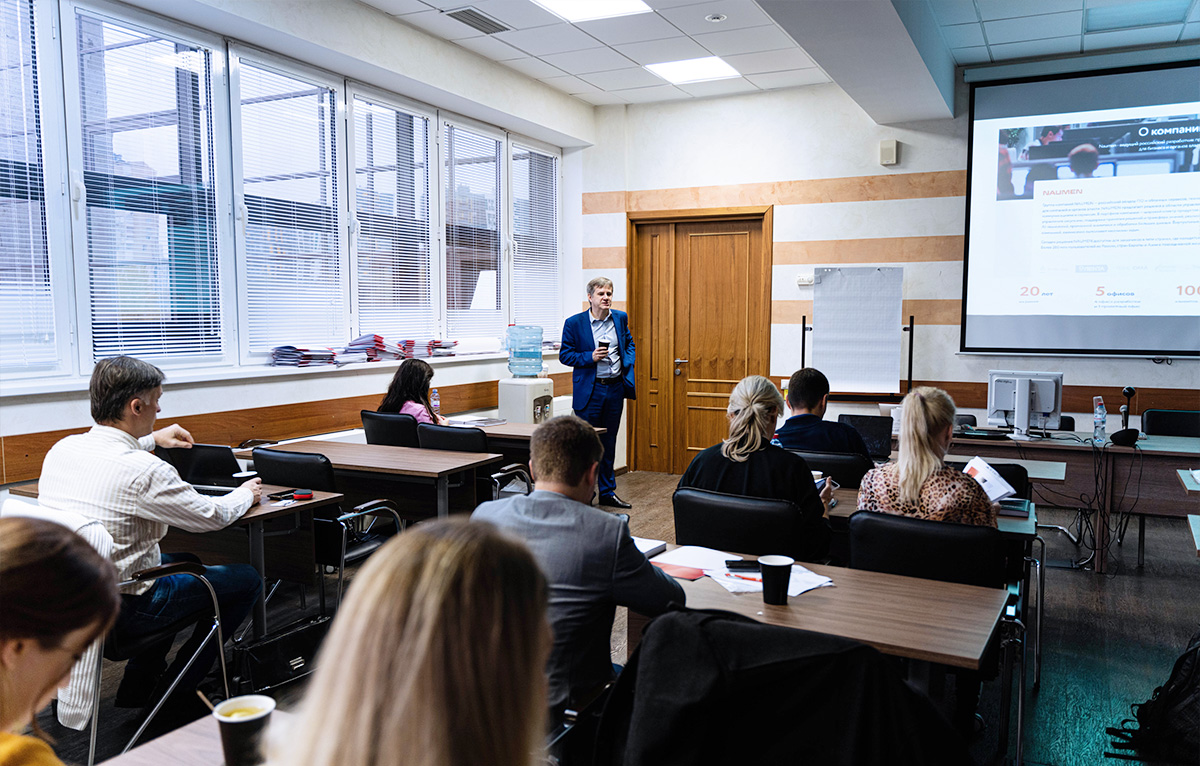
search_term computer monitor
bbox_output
[987,370,1063,438]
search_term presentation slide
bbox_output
[963,63,1200,356]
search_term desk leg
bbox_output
[437,477,449,519]
[248,520,267,640]
[1096,450,1113,574]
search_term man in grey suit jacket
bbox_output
[473,416,684,717]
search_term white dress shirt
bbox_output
[38,425,253,595]
[589,310,621,379]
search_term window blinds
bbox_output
[352,96,435,340]
[0,0,56,370]
[237,59,344,351]
[511,144,560,342]
[75,11,223,361]
[443,121,503,341]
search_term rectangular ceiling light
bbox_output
[645,56,740,84]
[1085,0,1191,32]
[531,0,652,23]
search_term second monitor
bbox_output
[987,370,1063,438]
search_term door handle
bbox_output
[674,359,688,364]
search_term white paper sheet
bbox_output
[706,564,834,597]
[812,267,904,393]
[652,545,741,569]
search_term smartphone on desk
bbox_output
[267,489,297,500]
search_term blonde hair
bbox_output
[269,519,549,766]
[721,376,784,463]
[897,387,957,505]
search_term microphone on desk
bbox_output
[1120,404,1129,431]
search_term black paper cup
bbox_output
[213,694,275,766]
[758,555,794,605]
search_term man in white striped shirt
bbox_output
[39,356,263,712]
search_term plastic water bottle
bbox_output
[431,388,441,416]
[506,325,543,377]
[1092,396,1106,443]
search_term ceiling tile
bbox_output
[927,0,980,25]
[656,0,773,35]
[454,34,524,60]
[722,47,814,74]
[363,0,433,15]
[539,74,603,95]
[467,0,561,30]
[744,68,830,90]
[574,91,632,106]
[579,66,665,90]
[976,0,1083,22]
[613,35,710,65]
[942,22,986,48]
[575,13,683,45]
[984,11,1083,44]
[494,23,603,55]
[677,76,760,97]
[643,0,704,9]
[502,56,567,79]
[951,46,992,65]
[1083,24,1185,50]
[692,24,795,56]
[988,35,1081,60]
[541,46,637,74]
[613,84,691,103]
[398,9,490,39]
[1184,21,1200,38]
[419,0,472,8]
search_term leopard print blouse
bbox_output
[857,463,997,527]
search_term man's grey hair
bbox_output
[586,277,613,296]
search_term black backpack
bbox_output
[1107,629,1200,763]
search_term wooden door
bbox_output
[630,210,772,475]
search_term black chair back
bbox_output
[417,422,488,452]
[361,410,420,447]
[1141,409,1200,438]
[252,447,338,493]
[836,414,894,460]
[673,488,824,561]
[946,461,1030,500]
[1056,415,1075,431]
[788,450,873,490]
[954,414,977,427]
[847,511,1004,589]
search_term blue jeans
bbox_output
[577,380,625,497]
[115,553,261,698]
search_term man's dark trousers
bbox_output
[577,378,624,498]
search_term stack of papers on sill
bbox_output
[650,545,834,597]
[270,346,337,366]
[346,334,403,360]
[962,456,1016,502]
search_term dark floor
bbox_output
[38,471,1200,765]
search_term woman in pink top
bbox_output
[379,358,448,425]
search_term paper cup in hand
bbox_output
[214,694,275,766]
[758,555,794,605]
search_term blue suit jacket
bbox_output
[560,309,636,412]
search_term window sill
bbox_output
[0,349,561,400]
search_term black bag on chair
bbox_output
[1107,628,1200,762]
[231,616,330,693]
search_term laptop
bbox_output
[155,444,243,488]
[836,414,894,462]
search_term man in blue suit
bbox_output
[559,277,635,509]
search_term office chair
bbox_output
[361,410,420,447]
[848,511,1027,759]
[417,423,532,501]
[1141,409,1200,438]
[1055,415,1076,431]
[788,449,873,489]
[672,487,830,563]
[955,414,977,428]
[251,448,402,613]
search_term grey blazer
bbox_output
[473,490,684,714]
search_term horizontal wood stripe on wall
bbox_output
[582,170,966,215]
[774,236,965,265]
[0,372,575,485]
[898,382,1199,413]
[582,246,627,269]
[771,299,962,326]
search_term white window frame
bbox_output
[505,131,563,342]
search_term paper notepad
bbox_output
[633,537,667,559]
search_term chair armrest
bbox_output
[238,438,276,448]
[490,463,533,493]
[343,499,404,529]
[129,561,206,581]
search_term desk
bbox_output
[238,441,502,520]
[10,482,341,639]
[101,710,292,766]
[943,453,1066,485]
[475,422,606,465]
[828,488,1037,539]
[1177,469,1200,495]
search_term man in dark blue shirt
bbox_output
[774,368,870,458]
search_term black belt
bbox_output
[595,377,621,385]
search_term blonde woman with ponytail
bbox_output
[678,376,833,561]
[857,387,996,526]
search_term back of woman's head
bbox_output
[722,376,784,463]
[272,518,549,766]
[897,387,957,505]
[0,517,120,726]
[379,358,435,415]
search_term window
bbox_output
[511,142,560,341]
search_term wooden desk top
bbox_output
[1179,469,1200,495]
[950,431,1200,458]
[943,453,1065,484]
[828,488,1037,538]
[670,555,1007,670]
[101,710,293,766]
[476,422,606,441]
[238,440,503,479]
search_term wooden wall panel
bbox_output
[836,381,1199,414]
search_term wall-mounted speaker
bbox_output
[880,139,898,166]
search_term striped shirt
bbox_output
[38,426,254,594]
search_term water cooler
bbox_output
[498,325,553,424]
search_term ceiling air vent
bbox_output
[443,7,511,35]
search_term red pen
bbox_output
[729,573,761,582]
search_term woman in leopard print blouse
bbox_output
[857,387,996,527]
